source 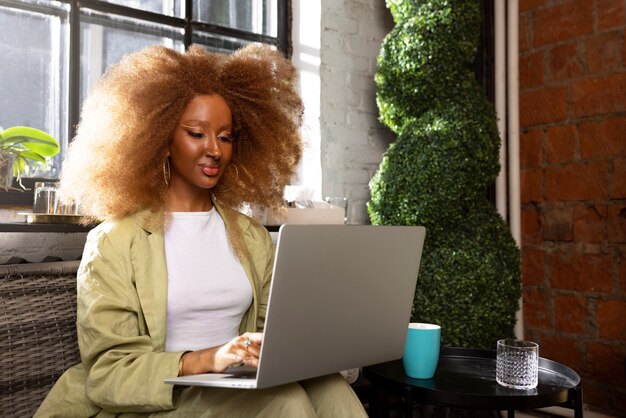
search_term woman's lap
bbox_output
[119,373,366,418]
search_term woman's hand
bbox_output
[179,332,263,375]
[213,332,263,372]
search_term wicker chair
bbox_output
[0,260,81,418]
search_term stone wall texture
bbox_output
[520,0,626,414]
[320,0,394,224]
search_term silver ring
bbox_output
[244,338,251,351]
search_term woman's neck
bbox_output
[166,187,214,212]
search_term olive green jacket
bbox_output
[34,203,274,418]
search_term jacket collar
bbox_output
[132,200,251,235]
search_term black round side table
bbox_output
[362,347,582,418]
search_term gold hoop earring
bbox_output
[232,164,239,184]
[219,164,239,193]
[163,158,171,186]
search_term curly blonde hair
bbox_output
[60,43,303,229]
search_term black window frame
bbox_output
[0,0,290,206]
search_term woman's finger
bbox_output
[243,354,259,368]
[239,333,262,357]
[240,332,263,345]
[239,340,259,357]
[243,337,252,351]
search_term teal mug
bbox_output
[402,323,441,379]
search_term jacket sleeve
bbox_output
[77,228,183,413]
[256,228,275,331]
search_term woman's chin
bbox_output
[203,176,223,190]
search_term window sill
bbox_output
[1,222,279,233]
[0,178,50,206]
[0,222,93,233]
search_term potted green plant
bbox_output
[0,126,60,190]
[369,0,521,348]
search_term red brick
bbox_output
[607,204,626,243]
[522,206,542,245]
[623,27,626,67]
[573,205,607,243]
[621,252,626,292]
[549,42,584,82]
[579,116,626,159]
[596,299,626,339]
[533,0,594,47]
[545,162,609,201]
[520,87,568,127]
[520,0,548,12]
[550,252,613,293]
[519,13,532,53]
[572,73,626,118]
[585,31,622,75]
[599,0,626,30]
[521,168,543,203]
[579,384,626,417]
[607,393,626,418]
[587,343,626,386]
[546,125,577,164]
[522,248,545,285]
[611,158,626,198]
[523,287,552,330]
[524,329,544,345]
[555,294,588,334]
[520,51,545,89]
[543,204,573,242]
[538,334,583,371]
[520,129,543,167]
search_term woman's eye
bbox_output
[219,135,233,143]
[186,130,205,139]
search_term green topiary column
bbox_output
[368,0,521,348]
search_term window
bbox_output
[0,0,288,205]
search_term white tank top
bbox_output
[164,209,252,352]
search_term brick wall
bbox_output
[520,0,626,414]
[320,0,394,224]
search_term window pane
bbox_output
[0,0,283,201]
[192,31,254,53]
[99,0,184,18]
[194,0,277,36]
[0,2,69,179]
[80,10,184,103]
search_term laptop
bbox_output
[164,224,426,389]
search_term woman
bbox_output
[35,44,367,417]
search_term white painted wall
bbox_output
[291,0,394,224]
[318,0,394,224]
[0,231,87,264]
[0,206,87,263]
